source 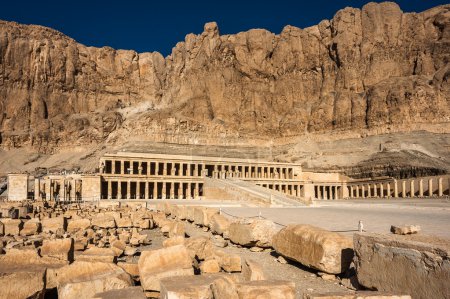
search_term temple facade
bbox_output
[6,152,450,202]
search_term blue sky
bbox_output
[1,0,447,56]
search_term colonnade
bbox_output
[99,158,295,180]
[314,185,342,200]
[348,176,450,199]
[34,178,82,202]
[100,179,204,200]
[256,183,305,197]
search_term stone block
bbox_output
[303,292,411,298]
[42,216,67,233]
[67,218,91,233]
[116,217,133,228]
[41,238,74,262]
[160,274,234,299]
[273,224,353,274]
[228,219,279,248]
[212,249,242,272]
[163,236,185,248]
[200,259,221,274]
[138,245,193,292]
[0,268,46,299]
[57,261,133,299]
[1,218,23,236]
[76,247,116,263]
[20,219,41,236]
[236,280,296,299]
[390,225,420,235]
[92,215,116,228]
[242,259,266,281]
[93,286,146,299]
[354,233,449,299]
[210,214,231,236]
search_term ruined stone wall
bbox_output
[7,174,28,201]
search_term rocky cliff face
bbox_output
[0,2,449,153]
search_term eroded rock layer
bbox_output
[0,2,449,152]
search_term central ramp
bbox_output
[204,178,308,207]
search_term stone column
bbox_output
[419,179,424,197]
[120,161,125,174]
[145,182,149,199]
[317,186,322,200]
[107,180,112,200]
[136,181,141,199]
[138,162,143,175]
[350,186,354,198]
[163,162,167,176]
[170,182,175,199]
[194,183,199,199]
[162,182,167,199]
[147,162,151,176]
[171,163,176,176]
[126,181,131,199]
[112,161,116,174]
[373,184,377,197]
[393,180,398,198]
[438,177,443,197]
[153,182,158,199]
[155,162,160,176]
[361,185,365,198]
[187,183,192,200]
[410,180,415,197]
[194,164,199,177]
[386,183,391,198]
[428,178,433,197]
[213,164,218,179]
[323,186,328,200]
[379,183,384,198]
[178,184,183,199]
[402,181,407,198]
[367,185,372,198]
[118,181,122,200]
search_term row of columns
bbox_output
[257,183,305,197]
[35,179,82,202]
[100,159,294,180]
[348,177,449,198]
[315,185,341,200]
[103,180,203,200]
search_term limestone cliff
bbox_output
[0,2,449,152]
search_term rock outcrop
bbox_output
[0,2,448,153]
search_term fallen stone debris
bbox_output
[0,201,444,298]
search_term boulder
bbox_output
[168,221,185,237]
[210,214,231,236]
[242,259,266,281]
[92,215,116,228]
[1,218,23,236]
[212,250,242,272]
[41,238,74,262]
[390,225,421,235]
[228,219,279,248]
[211,276,239,299]
[41,217,67,233]
[354,233,450,299]
[272,224,353,274]
[138,245,193,292]
[236,280,296,299]
[111,240,127,256]
[57,261,133,299]
[20,219,41,236]
[185,236,215,260]
[67,219,91,233]
[117,262,140,279]
[193,207,219,227]
[93,286,146,299]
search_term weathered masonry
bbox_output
[98,152,307,200]
[6,152,450,202]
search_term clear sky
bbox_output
[1,0,447,56]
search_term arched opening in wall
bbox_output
[111,181,118,199]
